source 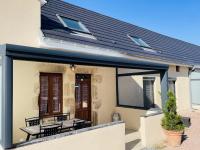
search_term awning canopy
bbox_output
[0,44,169,149]
[1,44,168,70]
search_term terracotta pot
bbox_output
[164,129,184,147]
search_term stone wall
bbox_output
[13,60,116,143]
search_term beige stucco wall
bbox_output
[140,114,165,147]
[115,107,146,130]
[13,60,116,143]
[16,123,125,150]
[0,0,40,46]
[168,65,191,111]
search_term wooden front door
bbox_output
[75,74,91,121]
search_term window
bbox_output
[39,73,63,117]
[117,75,155,109]
[57,14,90,33]
[118,76,145,108]
[168,79,176,95]
[176,66,180,72]
[143,77,155,109]
[128,35,151,48]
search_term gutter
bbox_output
[4,44,168,70]
[40,0,47,7]
[191,66,200,72]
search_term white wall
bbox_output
[140,114,165,147]
[15,123,125,150]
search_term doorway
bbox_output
[75,74,91,121]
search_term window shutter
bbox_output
[143,78,155,108]
[75,81,82,109]
[81,82,90,108]
[39,75,49,116]
[39,73,63,117]
[52,75,62,113]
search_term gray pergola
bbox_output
[0,44,168,148]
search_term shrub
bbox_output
[161,91,184,131]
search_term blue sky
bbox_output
[64,0,200,46]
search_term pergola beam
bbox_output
[117,70,160,77]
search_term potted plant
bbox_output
[161,91,184,147]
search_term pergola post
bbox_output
[160,69,169,109]
[2,56,13,148]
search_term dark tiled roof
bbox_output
[41,0,200,66]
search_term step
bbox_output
[125,129,141,143]
[126,139,143,150]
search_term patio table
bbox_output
[20,118,83,141]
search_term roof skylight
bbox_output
[57,14,90,34]
[128,35,151,48]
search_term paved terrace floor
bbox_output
[163,110,200,150]
[140,110,200,150]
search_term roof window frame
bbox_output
[127,34,151,49]
[56,14,91,35]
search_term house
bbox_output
[0,0,199,149]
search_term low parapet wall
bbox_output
[115,107,146,130]
[14,122,125,150]
[140,113,166,147]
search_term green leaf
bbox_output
[161,91,184,131]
